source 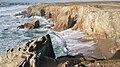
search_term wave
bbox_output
[57,29,95,56]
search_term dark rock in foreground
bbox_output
[0,34,56,67]
[17,19,40,29]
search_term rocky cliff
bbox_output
[18,3,120,61]
[21,2,120,40]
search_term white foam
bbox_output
[57,29,95,56]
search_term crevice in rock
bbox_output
[67,15,77,29]
[48,12,52,18]
[40,9,45,17]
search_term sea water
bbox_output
[0,5,95,58]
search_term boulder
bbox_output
[18,19,39,29]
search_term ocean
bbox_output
[0,5,95,58]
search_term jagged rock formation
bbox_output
[18,19,40,29]
[0,34,56,67]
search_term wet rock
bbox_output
[18,19,39,29]
[4,28,8,30]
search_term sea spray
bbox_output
[57,29,95,56]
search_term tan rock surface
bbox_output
[18,19,39,29]
[21,2,120,39]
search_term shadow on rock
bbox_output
[111,50,120,59]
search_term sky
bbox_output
[0,0,119,3]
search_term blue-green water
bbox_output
[0,5,67,58]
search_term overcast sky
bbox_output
[0,0,119,3]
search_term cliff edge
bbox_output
[21,2,120,40]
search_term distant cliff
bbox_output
[0,2,30,6]
[21,2,120,39]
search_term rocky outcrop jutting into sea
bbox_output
[18,19,40,29]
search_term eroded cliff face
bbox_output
[21,2,120,40]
